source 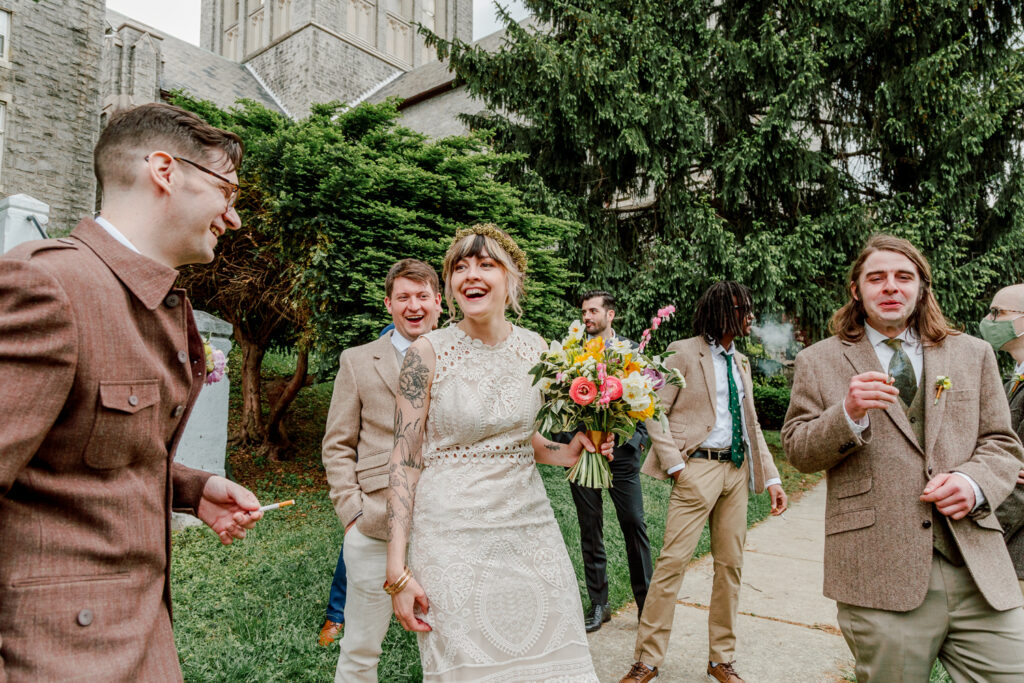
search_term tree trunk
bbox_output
[234,332,266,446]
[259,349,310,461]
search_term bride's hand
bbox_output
[392,576,432,632]
[573,432,616,461]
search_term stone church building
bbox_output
[0,0,498,232]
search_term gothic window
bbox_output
[420,0,444,62]
[0,10,10,61]
[346,0,376,45]
[248,6,266,51]
[223,26,239,60]
[385,15,411,64]
[386,0,413,19]
[224,0,239,24]
[273,0,293,39]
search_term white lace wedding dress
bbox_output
[409,324,597,682]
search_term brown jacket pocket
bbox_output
[825,508,875,535]
[834,476,872,499]
[355,450,390,493]
[84,380,160,469]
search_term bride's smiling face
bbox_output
[451,250,508,317]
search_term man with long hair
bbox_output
[783,235,1024,681]
[621,281,787,683]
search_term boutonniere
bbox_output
[1011,374,1024,395]
[203,338,227,385]
[934,375,952,404]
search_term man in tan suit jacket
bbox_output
[0,104,263,681]
[322,258,442,682]
[783,235,1024,682]
[622,282,787,683]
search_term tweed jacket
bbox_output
[641,336,781,494]
[782,332,1024,612]
[995,377,1024,580]
[0,218,212,682]
[322,331,401,541]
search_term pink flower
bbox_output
[601,376,623,401]
[597,363,607,382]
[205,348,227,385]
[569,377,598,406]
[556,372,565,382]
[642,367,665,391]
[651,317,660,330]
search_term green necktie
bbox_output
[725,352,744,468]
[884,338,917,406]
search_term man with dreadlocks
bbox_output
[621,281,787,683]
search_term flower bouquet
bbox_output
[203,339,227,385]
[529,306,685,488]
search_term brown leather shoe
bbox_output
[620,661,658,682]
[318,619,343,646]
[707,661,745,683]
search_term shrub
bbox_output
[753,382,791,430]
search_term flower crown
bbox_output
[453,223,528,274]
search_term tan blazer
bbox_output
[322,332,400,541]
[641,336,781,494]
[783,332,1024,612]
[0,219,212,681]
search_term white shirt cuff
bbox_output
[765,477,781,488]
[666,462,685,476]
[951,472,986,511]
[843,403,869,435]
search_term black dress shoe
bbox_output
[584,603,611,632]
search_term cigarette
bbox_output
[886,375,895,385]
[258,500,295,513]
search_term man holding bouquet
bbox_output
[558,290,654,632]
[622,281,787,683]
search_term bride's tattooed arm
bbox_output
[386,343,434,579]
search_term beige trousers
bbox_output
[335,525,394,683]
[837,554,1024,683]
[634,457,749,668]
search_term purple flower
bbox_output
[642,367,665,390]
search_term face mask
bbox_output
[978,317,1024,353]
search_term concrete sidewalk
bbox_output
[587,482,855,682]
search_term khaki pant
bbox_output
[634,457,749,668]
[837,554,1024,683]
[335,526,394,683]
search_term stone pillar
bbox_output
[0,194,49,254]
[171,310,234,530]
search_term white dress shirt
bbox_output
[390,329,413,359]
[94,215,140,254]
[844,323,985,509]
[1015,360,1024,377]
[666,342,781,490]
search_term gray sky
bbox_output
[106,0,529,44]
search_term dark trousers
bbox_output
[326,545,347,622]
[569,448,653,613]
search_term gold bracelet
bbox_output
[383,567,412,596]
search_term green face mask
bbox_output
[978,316,1024,353]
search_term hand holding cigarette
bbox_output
[844,371,899,421]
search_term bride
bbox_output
[385,224,609,682]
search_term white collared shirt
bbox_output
[94,215,140,254]
[666,341,781,489]
[390,329,413,359]
[844,324,984,509]
[1015,360,1024,377]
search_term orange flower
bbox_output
[627,403,656,420]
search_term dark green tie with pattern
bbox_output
[725,352,744,468]
[884,338,917,406]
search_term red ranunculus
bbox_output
[601,376,623,401]
[569,376,598,406]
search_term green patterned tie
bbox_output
[725,352,744,468]
[884,338,917,406]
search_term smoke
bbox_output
[751,320,798,378]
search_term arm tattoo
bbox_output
[545,443,560,451]
[393,407,424,471]
[398,348,430,409]
[387,462,417,542]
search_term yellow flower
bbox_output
[628,402,656,420]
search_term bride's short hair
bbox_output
[443,224,525,318]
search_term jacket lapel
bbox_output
[923,340,949,458]
[698,339,716,416]
[843,337,921,452]
[373,332,400,396]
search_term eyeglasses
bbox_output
[145,154,239,209]
[987,307,1024,319]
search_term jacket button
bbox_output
[909,416,917,423]
[927,466,933,475]
[128,395,139,407]
[164,293,181,308]
[177,350,188,364]
[173,405,185,418]
[77,609,94,626]
[922,520,932,529]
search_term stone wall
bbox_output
[0,0,104,235]
[246,24,400,117]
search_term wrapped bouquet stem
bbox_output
[530,307,685,489]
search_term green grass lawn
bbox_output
[171,351,951,681]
